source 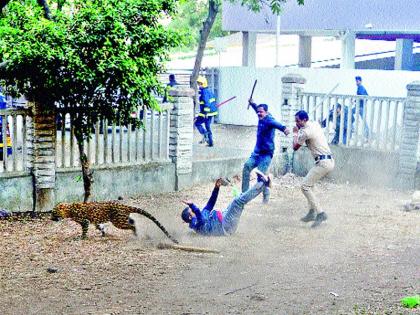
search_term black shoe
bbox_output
[254,170,272,188]
[311,212,327,228]
[300,209,316,222]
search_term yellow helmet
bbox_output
[197,76,208,88]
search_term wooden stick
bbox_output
[157,243,220,254]
[224,283,257,295]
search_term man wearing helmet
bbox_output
[195,76,218,147]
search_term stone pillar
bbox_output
[168,86,194,190]
[27,102,56,212]
[398,81,420,189]
[242,31,257,67]
[395,39,413,71]
[280,74,306,173]
[340,32,355,69]
[298,35,312,68]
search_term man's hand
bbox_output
[293,126,299,133]
[283,128,290,136]
[248,98,254,104]
[181,200,193,206]
[215,178,223,188]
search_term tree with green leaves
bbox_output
[188,0,305,95]
[0,0,182,202]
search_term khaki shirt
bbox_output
[297,121,332,158]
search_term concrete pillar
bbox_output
[395,38,414,70]
[398,81,420,189]
[280,74,306,173]
[340,32,355,69]
[27,102,56,212]
[242,31,257,67]
[298,35,312,68]
[168,86,194,190]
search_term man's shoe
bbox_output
[254,170,272,187]
[311,212,327,228]
[219,178,230,186]
[300,209,316,222]
[199,136,206,144]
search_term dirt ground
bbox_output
[1,173,420,315]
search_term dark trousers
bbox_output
[195,116,213,146]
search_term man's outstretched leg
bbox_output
[223,174,271,235]
[242,153,258,193]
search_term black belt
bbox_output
[315,155,332,162]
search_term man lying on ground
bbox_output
[181,171,271,236]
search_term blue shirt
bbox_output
[357,84,368,96]
[198,87,217,116]
[250,103,286,156]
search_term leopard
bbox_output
[51,201,178,243]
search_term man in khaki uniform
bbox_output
[293,110,335,228]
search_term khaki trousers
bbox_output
[301,159,335,213]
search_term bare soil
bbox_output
[1,174,419,315]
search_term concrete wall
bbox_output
[191,157,247,185]
[293,146,400,188]
[0,174,33,211]
[217,67,420,126]
[56,162,176,202]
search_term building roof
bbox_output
[222,0,420,40]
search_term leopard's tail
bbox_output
[129,206,178,244]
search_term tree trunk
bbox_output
[76,136,94,203]
[190,0,220,108]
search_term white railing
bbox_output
[298,92,405,152]
[0,108,30,174]
[55,104,172,169]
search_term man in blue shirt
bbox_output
[162,74,178,103]
[195,76,218,147]
[355,76,370,139]
[321,103,354,145]
[181,171,271,236]
[242,98,290,203]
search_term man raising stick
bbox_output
[242,99,290,203]
[293,110,335,228]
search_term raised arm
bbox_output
[248,99,258,114]
[203,179,223,211]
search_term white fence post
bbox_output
[398,81,420,189]
[280,73,306,173]
[168,86,194,190]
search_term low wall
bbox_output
[56,162,176,202]
[191,157,247,186]
[292,146,401,188]
[0,173,33,211]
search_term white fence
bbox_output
[298,92,405,152]
[55,104,172,169]
[0,108,29,173]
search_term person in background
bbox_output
[195,76,217,147]
[321,103,354,145]
[162,74,178,103]
[355,76,370,139]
